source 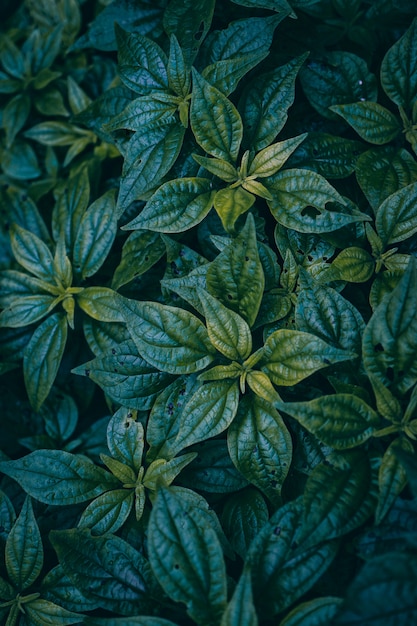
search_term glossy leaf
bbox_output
[330,102,401,144]
[363,257,417,395]
[220,567,258,626]
[119,298,215,374]
[323,247,375,283]
[124,177,215,233]
[111,230,166,290]
[221,488,269,559]
[78,489,134,535]
[76,288,125,323]
[163,0,215,66]
[261,329,353,386]
[107,408,144,472]
[277,393,379,449]
[23,313,68,411]
[249,134,307,177]
[148,487,227,624]
[105,95,177,132]
[10,223,55,282]
[0,294,58,328]
[5,497,43,590]
[22,598,81,625]
[190,69,243,162]
[116,26,168,94]
[375,181,417,246]
[380,18,417,110]
[206,214,265,327]
[376,438,412,525]
[228,394,292,505]
[213,186,255,232]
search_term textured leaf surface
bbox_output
[375,181,417,246]
[5,497,43,590]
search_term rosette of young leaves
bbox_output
[0,495,82,625]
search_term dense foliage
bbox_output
[1,0,417,624]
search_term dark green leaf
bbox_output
[0,294,57,328]
[107,408,144,472]
[0,450,118,505]
[5,497,43,590]
[23,598,81,625]
[112,230,166,290]
[380,18,417,110]
[330,102,401,144]
[76,288,125,323]
[376,438,412,525]
[52,166,90,250]
[78,489,134,535]
[279,597,343,626]
[1,139,41,180]
[228,394,292,505]
[163,0,215,66]
[10,223,55,282]
[220,567,258,626]
[23,313,68,411]
[168,34,190,98]
[116,25,168,94]
[277,394,379,449]
[221,488,269,559]
[104,96,177,132]
[375,181,417,246]
[148,487,227,624]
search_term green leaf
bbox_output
[190,69,243,162]
[118,123,185,211]
[356,147,417,211]
[376,439,412,525]
[206,214,265,327]
[163,0,215,66]
[107,408,144,473]
[213,187,255,232]
[0,450,118,505]
[192,154,238,181]
[72,341,174,411]
[333,550,417,624]
[279,597,343,626]
[300,51,378,119]
[380,17,417,110]
[277,393,379,449]
[5,497,43,590]
[115,25,168,94]
[23,313,68,411]
[261,329,353,386]
[78,489,134,535]
[266,169,367,233]
[167,35,190,98]
[239,54,309,151]
[375,181,417,246]
[221,488,269,559]
[112,230,166,290]
[1,139,41,180]
[198,288,252,360]
[228,394,292,505]
[249,134,307,177]
[24,121,89,146]
[148,487,227,624]
[52,166,90,250]
[171,380,240,454]
[220,567,258,626]
[300,451,377,545]
[50,529,158,615]
[203,52,268,97]
[124,177,215,233]
[3,93,31,148]
[85,618,178,626]
[23,598,81,625]
[104,96,177,132]
[76,288,125,323]
[0,294,58,328]
[72,190,117,279]
[295,275,365,352]
[246,498,338,618]
[330,102,401,144]
[369,373,402,423]
[322,247,375,283]
[363,257,417,395]
[10,223,55,282]
[119,298,215,374]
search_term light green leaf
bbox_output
[163,0,215,66]
[221,488,269,559]
[249,134,307,177]
[118,123,185,211]
[171,380,240,454]
[76,288,124,323]
[190,69,243,162]
[198,288,252,360]
[5,497,43,590]
[78,489,134,535]
[206,213,265,327]
[267,169,367,233]
[356,146,417,211]
[148,487,227,624]
[277,393,379,449]
[143,453,197,490]
[330,102,401,144]
[192,154,237,182]
[240,53,309,151]
[376,438,412,525]
[23,313,68,411]
[107,408,144,473]
[0,450,118,505]
[23,598,81,625]
[321,247,374,283]
[380,17,417,110]
[220,567,258,626]
[363,257,417,395]
[50,529,157,615]
[300,451,377,545]
[24,121,90,146]
[228,394,292,505]
[72,190,117,279]
[115,25,169,94]
[376,181,417,246]
[119,297,215,374]
[213,186,255,233]
[112,230,166,290]
[0,294,57,328]
[261,329,353,386]
[124,177,215,233]
[10,223,55,282]
[72,341,174,411]
[279,597,343,626]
